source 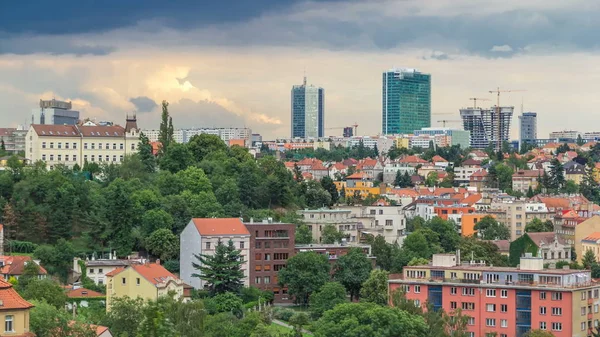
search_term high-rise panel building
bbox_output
[382,68,431,135]
[460,106,514,150]
[291,77,324,138]
[32,99,80,125]
[519,112,537,147]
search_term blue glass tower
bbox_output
[382,68,431,134]
[291,77,324,138]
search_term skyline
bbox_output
[3,1,600,139]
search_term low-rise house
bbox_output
[180,218,251,290]
[0,278,34,336]
[73,255,133,286]
[581,232,600,262]
[484,239,510,256]
[469,170,488,191]
[511,169,543,193]
[454,158,482,185]
[66,286,105,309]
[106,262,190,311]
[564,160,586,185]
[0,256,47,281]
[431,155,449,169]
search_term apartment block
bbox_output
[244,220,295,303]
[390,253,600,337]
[512,170,543,193]
[487,200,553,240]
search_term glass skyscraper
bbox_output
[291,77,324,138]
[382,68,431,135]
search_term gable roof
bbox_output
[191,218,250,236]
[461,158,482,166]
[398,155,428,164]
[0,256,47,276]
[346,172,370,180]
[526,232,564,246]
[31,124,79,137]
[431,155,448,163]
[106,263,179,286]
[461,194,482,206]
[66,287,104,298]
[485,240,510,252]
[582,232,600,242]
[513,169,544,178]
[78,125,126,137]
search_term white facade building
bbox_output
[144,128,251,145]
[180,218,250,289]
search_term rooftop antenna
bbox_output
[303,67,307,86]
[521,97,524,115]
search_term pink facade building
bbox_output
[389,253,600,337]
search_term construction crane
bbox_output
[488,88,527,151]
[437,120,461,127]
[469,97,490,109]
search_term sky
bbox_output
[2,0,600,139]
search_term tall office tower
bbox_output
[460,106,514,149]
[32,99,80,125]
[291,77,324,138]
[382,68,431,135]
[519,112,537,147]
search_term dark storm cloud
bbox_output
[169,99,245,128]
[129,96,158,113]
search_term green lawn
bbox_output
[269,322,313,336]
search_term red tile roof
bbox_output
[0,256,47,276]
[471,170,488,177]
[0,278,34,310]
[66,287,104,298]
[31,124,79,137]
[106,263,179,286]
[95,325,110,336]
[526,232,565,245]
[461,158,482,166]
[431,155,448,163]
[583,232,600,242]
[191,218,250,236]
[461,194,482,206]
[513,169,544,178]
[389,189,419,198]
[78,125,126,137]
[346,172,369,180]
[398,155,428,164]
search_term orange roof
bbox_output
[389,189,419,198]
[433,188,467,196]
[31,124,79,137]
[301,172,313,180]
[107,263,179,286]
[94,325,110,336]
[583,232,600,242]
[79,125,126,137]
[332,162,346,170]
[311,162,328,170]
[471,170,488,177]
[431,155,447,163]
[284,161,296,168]
[461,158,482,166]
[346,172,369,179]
[0,256,47,276]
[513,169,544,178]
[0,278,34,310]
[358,158,378,168]
[398,155,427,164]
[66,287,104,298]
[191,218,250,236]
[461,194,482,206]
[543,142,560,148]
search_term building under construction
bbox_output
[460,106,514,150]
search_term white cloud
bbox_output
[491,45,514,52]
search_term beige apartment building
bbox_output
[487,199,554,240]
[25,116,140,169]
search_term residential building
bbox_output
[452,213,491,237]
[143,127,252,145]
[180,218,251,290]
[66,286,105,309]
[32,98,80,125]
[460,106,514,150]
[244,220,295,303]
[299,209,361,243]
[26,116,140,169]
[390,252,600,337]
[470,170,489,192]
[512,170,543,193]
[455,158,482,185]
[0,127,27,154]
[73,255,135,286]
[582,132,600,142]
[519,112,537,149]
[348,136,395,154]
[0,278,34,336]
[382,68,431,135]
[487,200,553,240]
[251,134,262,146]
[340,205,407,245]
[413,128,471,148]
[554,210,588,243]
[105,262,189,311]
[565,161,586,185]
[509,232,571,264]
[0,256,47,280]
[295,242,374,268]
[549,130,580,142]
[291,76,324,138]
[574,216,600,263]
[581,232,600,262]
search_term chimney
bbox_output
[156,259,161,265]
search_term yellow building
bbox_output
[106,263,189,311]
[0,278,34,336]
[574,216,600,263]
[394,136,410,149]
[581,232,600,262]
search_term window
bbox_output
[582,307,587,316]
[255,253,261,261]
[106,143,109,149]
[469,333,475,337]
[50,142,54,148]
[91,155,95,161]
[501,319,507,328]
[73,155,77,161]
[89,269,94,274]
[264,276,270,284]
[58,142,62,149]
[462,288,475,296]
[500,335,508,337]
[255,277,260,284]
[42,142,46,149]
[501,304,508,313]
[274,253,288,260]
[91,143,95,149]
[119,155,124,161]
[65,155,69,161]
[485,318,496,327]
[50,154,54,161]
[5,315,13,332]
[461,302,475,310]
[274,264,285,271]
[486,289,496,297]
[467,317,475,326]
[582,292,587,300]
[120,143,124,150]
[450,301,457,309]
[414,299,420,307]
[73,142,77,149]
[552,322,562,331]
[540,307,546,315]
[99,268,103,273]
[414,285,421,293]
[540,291,546,300]
[122,277,126,285]
[42,154,46,160]
[370,209,376,215]
[552,307,562,316]
[255,265,262,271]
[113,155,117,162]
[240,241,245,249]
[65,142,70,149]
[99,143,102,149]
[113,143,117,149]
[582,322,587,331]
[57,154,62,161]
[450,287,457,295]
[552,292,562,301]
[265,253,271,261]
[106,155,109,161]
[131,143,135,150]
[501,289,508,298]
[486,304,496,312]
[386,220,393,226]
[540,322,547,330]
[136,278,140,285]
[595,304,599,313]
[206,242,211,250]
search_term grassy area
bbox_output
[269,322,313,337]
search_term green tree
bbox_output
[204,292,243,317]
[403,230,435,259]
[29,300,95,337]
[103,297,145,337]
[366,235,395,270]
[309,282,348,318]
[525,218,554,233]
[295,224,312,244]
[425,171,439,187]
[158,100,173,156]
[137,132,156,172]
[577,134,586,146]
[320,176,339,205]
[16,260,40,292]
[145,228,179,260]
[33,239,76,282]
[524,329,556,337]
[141,209,175,235]
[549,158,566,191]
[321,224,346,244]
[459,236,509,267]
[474,216,510,240]
[304,180,332,208]
[581,162,600,203]
[333,248,372,301]
[159,143,194,173]
[563,180,579,194]
[278,251,330,306]
[187,133,228,163]
[293,163,303,183]
[360,269,390,306]
[136,300,179,337]
[22,279,68,308]
[313,302,427,337]
[583,249,597,269]
[192,239,244,295]
[526,186,535,198]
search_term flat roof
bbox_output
[403,264,588,275]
